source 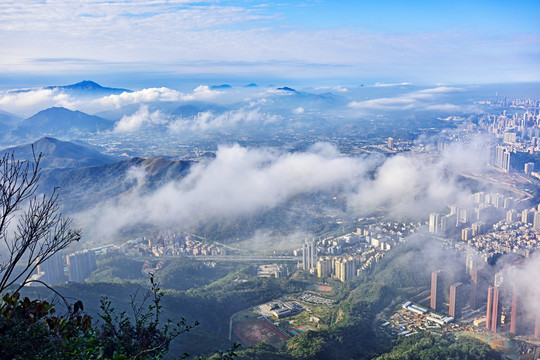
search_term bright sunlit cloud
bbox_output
[348,87,465,111]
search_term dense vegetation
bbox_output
[374,333,500,360]
[1,276,201,360]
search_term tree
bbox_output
[0,149,81,296]
[97,274,199,359]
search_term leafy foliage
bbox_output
[0,292,96,360]
[97,274,198,359]
[374,332,500,360]
[0,275,199,359]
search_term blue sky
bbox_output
[0,0,539,87]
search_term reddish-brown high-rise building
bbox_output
[430,270,444,311]
[470,269,478,309]
[491,288,501,333]
[534,293,540,339]
[449,282,463,318]
[535,312,540,339]
[510,290,519,335]
[486,285,494,330]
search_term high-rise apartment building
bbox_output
[448,282,463,318]
[510,290,520,335]
[37,252,66,285]
[387,137,394,150]
[316,257,332,278]
[67,250,97,283]
[430,270,444,311]
[429,213,439,234]
[494,146,511,172]
[302,238,316,271]
[486,285,494,330]
[491,288,501,333]
[534,212,540,231]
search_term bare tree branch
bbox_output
[0,147,81,300]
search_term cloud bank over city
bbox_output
[76,137,489,241]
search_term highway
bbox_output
[144,255,301,262]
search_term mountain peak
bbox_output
[12,107,114,138]
[277,86,296,92]
[45,81,131,94]
[210,84,232,90]
[66,80,103,90]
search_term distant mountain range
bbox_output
[12,107,114,138]
[210,84,232,90]
[276,86,296,92]
[1,137,117,169]
[45,80,131,95]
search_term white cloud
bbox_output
[114,105,165,132]
[179,85,222,102]
[374,82,412,87]
[292,107,304,114]
[76,143,366,239]
[96,87,182,109]
[0,88,79,116]
[505,254,540,320]
[91,85,222,111]
[425,104,462,111]
[348,86,464,111]
[349,96,417,110]
[169,108,280,132]
[76,138,490,241]
[314,86,348,92]
[0,85,222,116]
[0,1,538,83]
[416,86,463,95]
[264,88,297,96]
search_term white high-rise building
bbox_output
[495,146,511,172]
[67,249,97,283]
[534,212,540,231]
[429,213,440,234]
[37,252,66,285]
[302,238,316,271]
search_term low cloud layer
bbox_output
[95,85,222,110]
[169,108,280,132]
[96,88,182,109]
[503,253,540,322]
[348,86,465,111]
[76,137,489,241]
[114,105,165,132]
[0,85,224,116]
[0,88,78,116]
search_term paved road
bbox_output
[186,255,301,262]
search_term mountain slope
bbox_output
[1,137,117,169]
[41,157,193,211]
[13,107,114,138]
